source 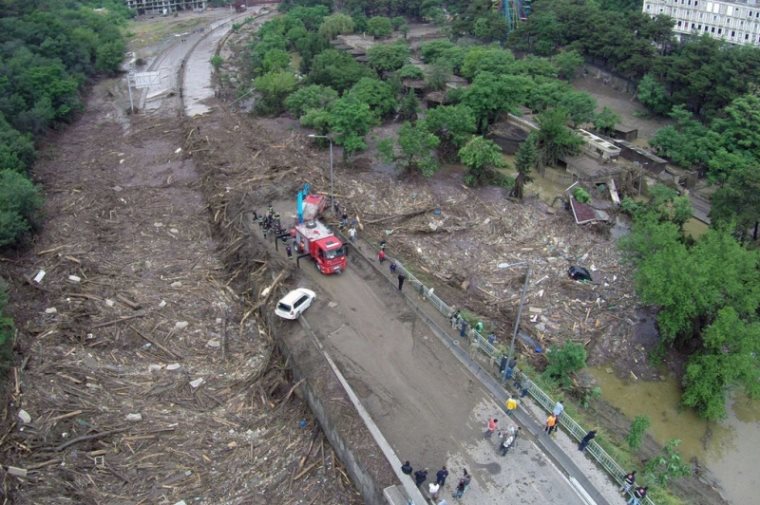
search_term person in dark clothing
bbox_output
[578,429,598,451]
[619,471,636,495]
[414,468,428,488]
[389,262,397,274]
[452,469,470,498]
[401,461,413,477]
[398,272,406,291]
[286,245,292,258]
[627,486,648,505]
[436,466,448,486]
[459,319,468,338]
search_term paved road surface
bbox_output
[270,202,588,505]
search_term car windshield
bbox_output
[277,302,292,312]
[324,248,345,260]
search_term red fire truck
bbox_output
[294,219,347,275]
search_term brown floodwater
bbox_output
[589,367,760,505]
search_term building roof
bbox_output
[569,199,610,225]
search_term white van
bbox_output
[274,288,316,320]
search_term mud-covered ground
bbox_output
[0,13,362,505]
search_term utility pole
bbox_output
[307,134,334,210]
[508,264,531,368]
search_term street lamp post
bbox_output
[307,134,334,211]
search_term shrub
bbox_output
[0,169,42,247]
[542,341,587,389]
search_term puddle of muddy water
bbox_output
[588,367,760,505]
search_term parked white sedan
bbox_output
[274,288,316,320]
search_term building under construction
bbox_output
[125,0,207,15]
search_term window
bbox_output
[732,30,736,36]
[711,26,715,32]
[718,27,722,33]
[746,34,750,40]
[678,20,682,26]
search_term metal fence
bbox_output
[386,254,656,505]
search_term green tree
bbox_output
[534,108,583,169]
[710,164,760,241]
[472,12,509,42]
[309,49,373,91]
[542,341,587,389]
[462,72,519,133]
[398,92,420,121]
[648,184,693,228]
[284,84,338,117]
[511,135,537,200]
[423,104,477,153]
[458,136,506,186]
[318,13,354,39]
[650,106,716,170]
[460,46,515,80]
[551,49,584,80]
[0,113,35,172]
[262,48,291,73]
[643,439,692,486]
[682,307,760,420]
[425,62,451,91]
[593,107,619,136]
[557,91,597,127]
[0,168,42,247]
[637,74,671,115]
[625,415,651,451]
[397,64,424,80]
[367,16,393,38]
[347,77,396,118]
[253,70,298,114]
[326,95,378,159]
[367,43,410,73]
[381,122,441,176]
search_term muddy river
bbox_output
[589,367,760,505]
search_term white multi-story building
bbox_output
[643,0,760,46]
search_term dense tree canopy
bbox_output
[0,0,128,248]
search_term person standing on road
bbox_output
[452,469,470,498]
[552,399,565,418]
[578,429,597,451]
[505,396,519,416]
[390,261,397,274]
[348,226,357,242]
[414,468,428,488]
[286,245,292,258]
[401,461,413,477]
[619,471,636,495]
[428,481,440,500]
[627,485,648,505]
[485,417,498,438]
[544,414,557,435]
[398,272,406,291]
[378,248,386,263]
[436,466,449,487]
[459,319,468,338]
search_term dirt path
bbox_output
[0,14,361,505]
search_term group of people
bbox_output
[544,399,565,436]
[254,206,284,238]
[401,462,471,502]
[620,470,649,505]
[377,241,407,291]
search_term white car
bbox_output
[274,288,316,320]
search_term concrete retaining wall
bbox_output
[268,313,397,505]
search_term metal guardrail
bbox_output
[383,253,657,505]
